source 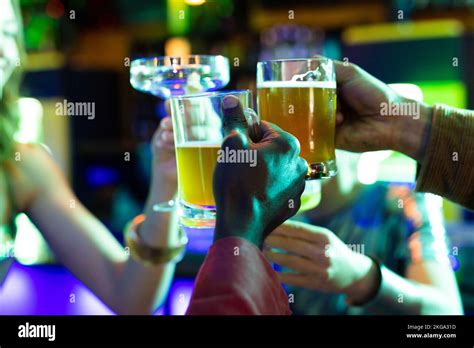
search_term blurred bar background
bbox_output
[1,0,473,315]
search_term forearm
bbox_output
[113,258,176,314]
[30,200,177,315]
[415,104,474,209]
[140,176,179,247]
[23,144,180,314]
[102,211,179,314]
[392,100,433,164]
[350,265,462,315]
[393,101,474,208]
[112,178,179,314]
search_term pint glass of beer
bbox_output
[170,90,257,228]
[257,58,337,179]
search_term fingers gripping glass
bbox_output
[170,90,259,228]
[257,58,338,179]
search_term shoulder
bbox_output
[5,143,62,211]
[11,142,55,175]
[353,183,440,228]
[385,184,445,236]
[385,184,436,215]
[361,184,448,264]
[385,185,450,264]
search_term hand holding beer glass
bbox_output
[170,90,258,228]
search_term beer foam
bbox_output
[177,141,222,148]
[257,80,336,89]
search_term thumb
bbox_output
[333,59,359,85]
[222,95,249,138]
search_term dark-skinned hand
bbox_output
[213,95,308,248]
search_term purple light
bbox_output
[168,279,195,315]
[66,285,115,315]
[1,262,183,315]
[182,226,213,254]
[153,306,165,316]
[1,263,109,315]
[0,262,151,315]
[0,263,36,314]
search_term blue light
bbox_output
[449,255,460,272]
[86,166,120,187]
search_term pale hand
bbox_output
[151,116,177,190]
[264,220,378,303]
[333,60,432,163]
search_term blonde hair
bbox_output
[0,0,25,164]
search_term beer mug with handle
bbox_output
[257,58,337,180]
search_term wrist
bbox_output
[344,254,380,304]
[139,209,180,248]
[146,177,177,211]
[392,100,433,163]
[141,187,179,248]
[214,210,264,248]
[151,155,178,197]
[125,214,187,265]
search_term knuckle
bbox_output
[321,270,330,282]
[277,132,300,155]
[319,230,331,242]
[289,136,301,156]
[222,131,248,150]
[348,62,360,75]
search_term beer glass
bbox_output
[257,58,337,179]
[170,90,258,228]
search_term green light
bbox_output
[15,98,43,143]
[167,0,189,36]
[14,214,51,265]
[414,80,467,109]
[184,0,205,5]
[358,151,417,184]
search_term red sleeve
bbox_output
[186,237,291,315]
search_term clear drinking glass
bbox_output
[130,55,230,99]
[170,90,258,228]
[257,58,337,179]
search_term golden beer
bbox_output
[257,82,337,165]
[176,142,220,207]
